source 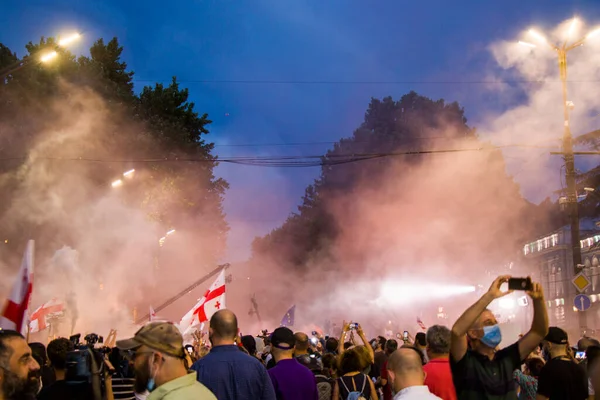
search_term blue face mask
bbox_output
[480,325,502,348]
[147,353,157,392]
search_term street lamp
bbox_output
[40,51,58,63]
[0,32,81,80]
[519,19,599,269]
[519,18,599,335]
[58,33,81,47]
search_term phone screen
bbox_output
[576,351,586,360]
[403,331,409,339]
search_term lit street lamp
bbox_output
[0,32,81,80]
[58,33,81,47]
[519,19,599,269]
[519,18,599,334]
[40,51,58,63]
[110,169,136,188]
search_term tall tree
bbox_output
[0,36,228,262]
[251,92,551,274]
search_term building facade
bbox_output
[523,220,600,339]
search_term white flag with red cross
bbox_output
[29,298,64,333]
[149,306,157,321]
[0,240,35,335]
[178,269,226,335]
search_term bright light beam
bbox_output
[528,29,547,44]
[111,179,123,188]
[498,298,516,310]
[58,33,81,47]
[518,41,536,48]
[379,282,476,305]
[588,28,600,39]
[123,169,135,177]
[40,51,57,63]
[166,229,176,236]
[567,18,578,38]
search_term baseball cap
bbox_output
[116,321,185,358]
[544,326,568,345]
[270,327,295,350]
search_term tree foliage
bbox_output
[0,36,228,260]
[251,92,553,273]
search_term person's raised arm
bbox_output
[356,324,374,363]
[339,322,349,355]
[450,275,511,362]
[518,281,548,361]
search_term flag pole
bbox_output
[26,324,30,343]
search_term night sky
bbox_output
[3,0,600,261]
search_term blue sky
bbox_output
[2,0,600,261]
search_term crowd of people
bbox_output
[0,275,599,399]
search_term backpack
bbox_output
[315,374,333,400]
[339,375,367,400]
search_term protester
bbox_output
[267,327,318,400]
[422,325,456,400]
[450,275,548,399]
[385,348,441,399]
[117,321,216,399]
[241,335,259,359]
[28,342,54,388]
[577,337,600,370]
[37,338,94,400]
[373,336,388,373]
[414,332,429,364]
[192,310,276,400]
[536,326,588,400]
[294,332,323,372]
[324,338,339,356]
[316,353,336,400]
[587,345,600,399]
[381,339,399,400]
[0,330,40,400]
[513,357,544,400]
[332,347,377,400]
[108,348,136,400]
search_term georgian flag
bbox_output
[178,269,226,335]
[417,317,427,331]
[0,240,35,335]
[29,298,64,333]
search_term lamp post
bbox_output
[519,19,600,335]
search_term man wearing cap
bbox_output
[117,321,216,400]
[268,327,319,400]
[536,326,588,400]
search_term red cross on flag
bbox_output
[0,240,35,335]
[29,298,64,333]
[178,269,226,336]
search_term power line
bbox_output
[212,136,463,147]
[132,78,600,85]
[0,144,560,168]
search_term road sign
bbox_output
[572,273,591,293]
[574,294,592,312]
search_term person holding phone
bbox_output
[449,275,548,400]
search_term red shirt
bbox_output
[423,357,457,400]
[381,360,393,400]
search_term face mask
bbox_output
[480,325,502,348]
[147,353,158,392]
